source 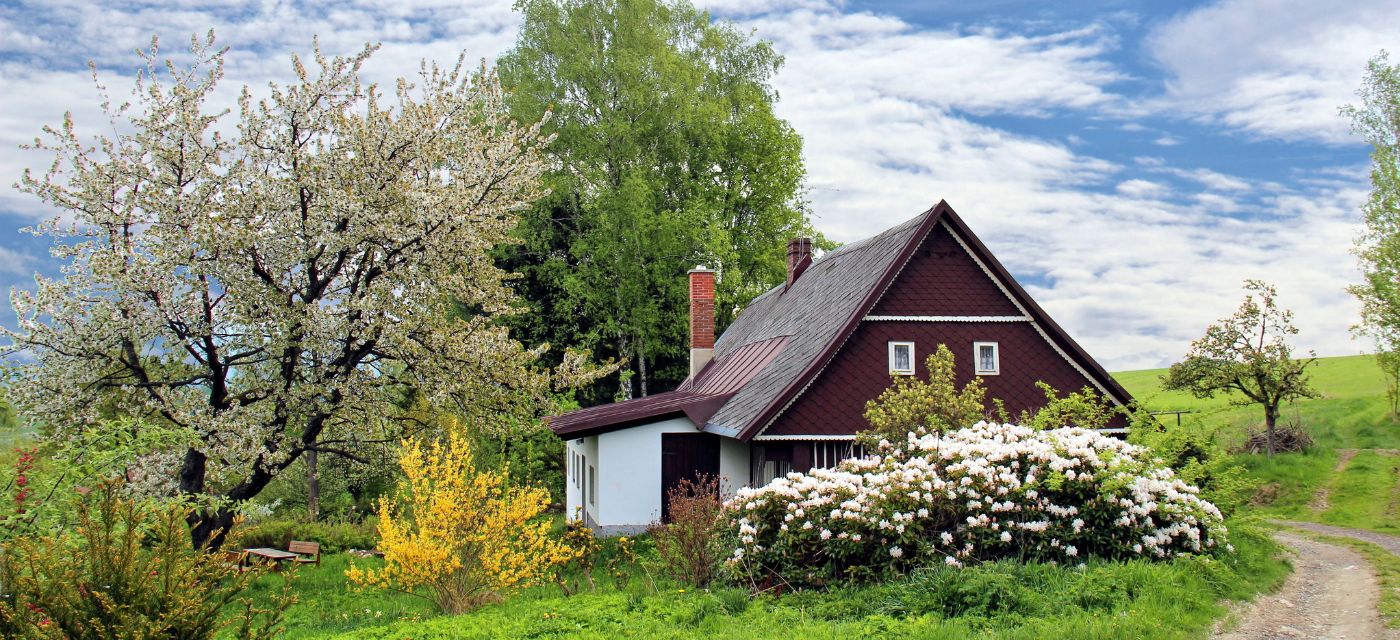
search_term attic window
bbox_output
[888,341,915,376]
[974,342,999,375]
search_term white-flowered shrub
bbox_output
[724,422,1226,587]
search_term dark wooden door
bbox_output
[660,433,720,522]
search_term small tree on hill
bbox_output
[1163,280,1318,456]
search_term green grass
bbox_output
[1114,353,1400,532]
[286,520,1284,640]
[1319,451,1400,533]
[239,555,437,639]
[235,357,1400,639]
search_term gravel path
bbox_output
[1214,531,1393,639]
[1276,519,1400,556]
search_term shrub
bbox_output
[724,422,1227,588]
[346,431,576,613]
[648,475,724,587]
[1131,419,1258,517]
[860,345,987,443]
[0,484,292,639]
[233,518,377,554]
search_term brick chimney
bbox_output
[688,266,716,377]
[786,237,813,290]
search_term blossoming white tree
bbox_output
[6,34,602,545]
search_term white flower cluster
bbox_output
[723,422,1226,585]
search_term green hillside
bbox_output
[1114,354,1400,533]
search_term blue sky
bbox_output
[0,0,1395,370]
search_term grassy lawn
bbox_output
[229,357,1400,638]
[241,521,1285,639]
[1115,353,1400,533]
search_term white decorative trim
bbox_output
[939,221,1122,406]
[753,434,858,441]
[865,315,1029,322]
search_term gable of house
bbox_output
[550,200,1132,444]
[762,223,1126,437]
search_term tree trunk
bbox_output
[188,507,237,549]
[618,335,633,401]
[306,448,320,522]
[639,349,649,398]
[1264,405,1278,457]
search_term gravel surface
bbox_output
[1214,531,1393,640]
[1276,520,1400,556]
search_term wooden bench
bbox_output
[287,540,321,566]
[221,550,251,572]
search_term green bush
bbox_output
[0,484,292,639]
[1131,418,1259,516]
[233,518,377,554]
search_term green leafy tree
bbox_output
[1342,51,1400,400]
[1163,280,1318,456]
[860,344,988,444]
[498,0,813,401]
[1016,382,1124,431]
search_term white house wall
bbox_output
[593,417,696,534]
[564,435,600,527]
[568,418,754,536]
[719,437,750,498]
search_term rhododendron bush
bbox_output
[725,423,1227,586]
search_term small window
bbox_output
[974,342,999,375]
[888,341,915,375]
[588,465,597,505]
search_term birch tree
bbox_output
[5,33,603,545]
[1343,51,1400,399]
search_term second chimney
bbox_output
[786,237,813,290]
[689,266,716,377]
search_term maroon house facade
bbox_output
[550,201,1133,534]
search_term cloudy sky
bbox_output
[0,0,1394,371]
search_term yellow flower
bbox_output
[346,429,578,614]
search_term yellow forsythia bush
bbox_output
[346,431,576,613]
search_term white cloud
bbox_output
[0,245,34,277]
[1146,0,1400,144]
[720,1,1365,369]
[1116,179,1167,199]
[0,0,1373,372]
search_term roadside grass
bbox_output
[1286,529,1400,628]
[233,520,1285,640]
[1114,354,1400,533]
[1319,450,1400,533]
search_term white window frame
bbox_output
[974,341,1000,376]
[887,341,915,376]
[588,465,597,505]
